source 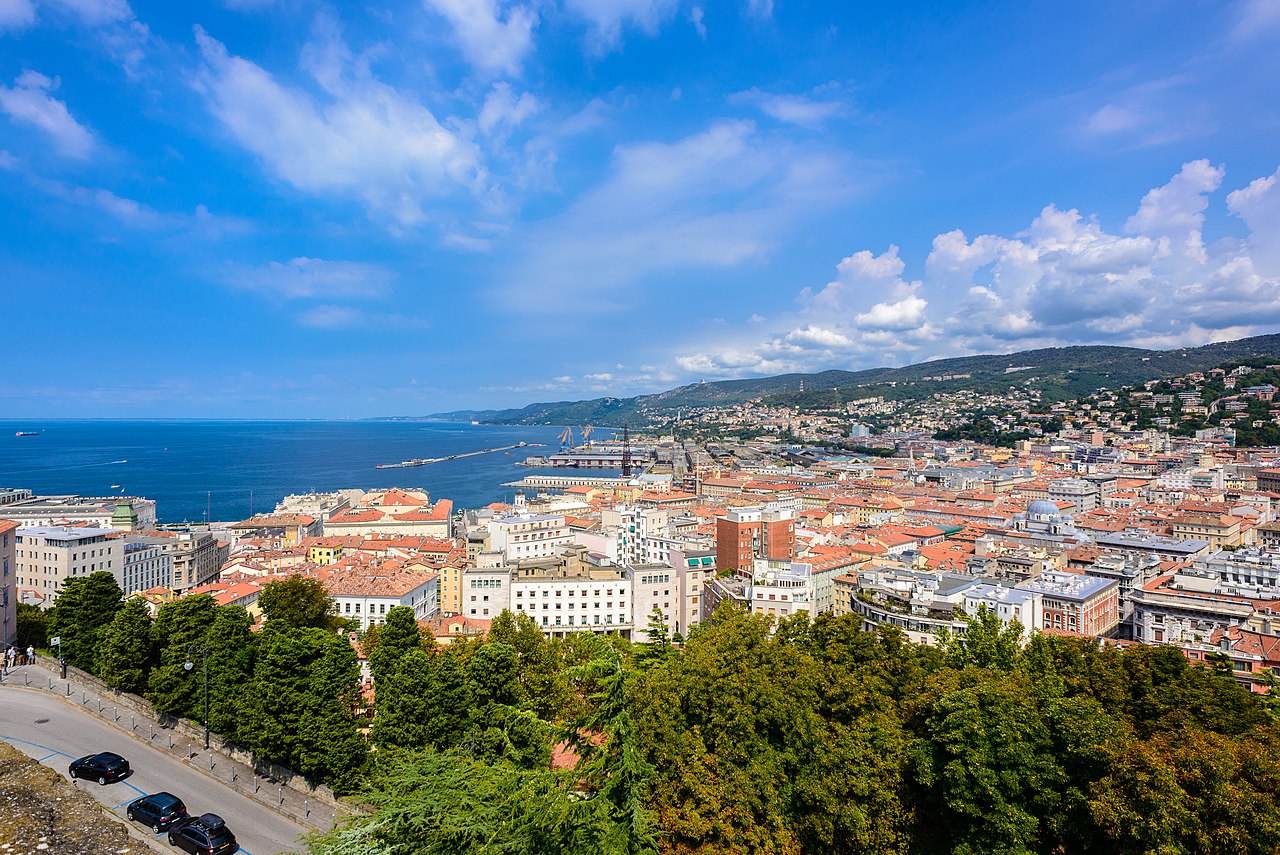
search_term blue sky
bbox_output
[1,0,1278,418]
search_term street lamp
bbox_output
[184,641,209,750]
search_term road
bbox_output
[0,686,310,855]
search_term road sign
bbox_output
[49,636,60,646]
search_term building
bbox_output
[228,514,319,546]
[119,537,174,596]
[1019,571,1119,636]
[962,583,1042,642]
[0,495,156,531]
[715,507,795,575]
[486,504,573,563]
[326,569,440,631]
[0,519,16,646]
[158,531,227,595]
[14,526,124,607]
[323,489,452,539]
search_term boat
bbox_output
[15,431,38,437]
[110,484,121,489]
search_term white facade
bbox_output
[487,512,573,562]
[14,526,124,607]
[962,584,1042,641]
[512,575,632,635]
[329,572,439,631]
[120,539,173,596]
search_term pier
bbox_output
[377,442,541,469]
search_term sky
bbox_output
[1,0,1279,418]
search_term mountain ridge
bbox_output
[427,334,1280,426]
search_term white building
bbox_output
[120,537,174,596]
[326,569,439,631]
[487,508,573,562]
[14,526,124,607]
[962,583,1042,642]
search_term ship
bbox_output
[15,431,39,437]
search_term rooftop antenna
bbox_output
[621,423,633,479]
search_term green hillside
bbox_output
[430,333,1280,426]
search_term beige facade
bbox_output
[1,520,16,646]
[14,526,124,607]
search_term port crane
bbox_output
[581,425,594,448]
[558,426,574,451]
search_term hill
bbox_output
[431,333,1280,426]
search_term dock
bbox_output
[377,442,541,469]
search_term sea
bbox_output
[0,420,591,524]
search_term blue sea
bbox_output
[0,420,579,523]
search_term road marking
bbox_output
[1,734,74,758]
[38,751,61,761]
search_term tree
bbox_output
[368,605,423,687]
[47,572,123,673]
[468,642,522,708]
[372,648,436,751]
[638,607,669,669]
[236,623,366,792]
[258,576,343,630]
[15,603,48,649]
[939,605,1023,672]
[425,649,473,752]
[147,594,219,718]
[204,605,257,736]
[95,598,153,695]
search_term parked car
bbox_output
[68,752,130,784]
[168,813,239,855]
[126,791,189,833]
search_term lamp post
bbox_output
[184,641,209,750]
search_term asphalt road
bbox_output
[0,686,310,855]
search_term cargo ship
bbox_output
[15,431,39,437]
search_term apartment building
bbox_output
[14,526,124,606]
[326,569,440,631]
[120,537,174,596]
[1020,571,1119,636]
[0,520,16,646]
[715,507,795,575]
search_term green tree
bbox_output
[258,575,343,630]
[147,594,219,718]
[372,648,436,751]
[95,597,153,695]
[368,605,423,687]
[15,603,48,649]
[939,605,1023,671]
[47,571,123,672]
[204,605,257,736]
[468,642,522,707]
[425,649,473,751]
[638,608,669,669]
[236,623,366,791]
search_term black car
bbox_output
[68,752,130,784]
[168,813,238,855]
[126,791,188,833]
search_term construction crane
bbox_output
[558,426,574,451]
[581,425,594,448]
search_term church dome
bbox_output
[1027,499,1059,517]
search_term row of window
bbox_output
[469,579,502,589]
[639,574,670,585]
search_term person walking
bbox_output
[6,646,14,671]
[25,644,34,666]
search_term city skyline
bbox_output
[1,0,1279,417]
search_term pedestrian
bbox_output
[5,647,13,670]
[26,644,34,666]
[59,656,68,679]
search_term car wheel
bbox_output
[153,823,162,834]
[167,834,177,845]
[127,809,134,820]
[98,775,107,785]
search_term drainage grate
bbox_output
[33,718,49,724]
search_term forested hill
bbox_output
[428,332,1280,426]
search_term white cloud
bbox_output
[584,372,614,381]
[496,119,859,312]
[732,87,846,127]
[689,5,705,38]
[1233,0,1280,40]
[745,0,772,18]
[478,81,540,136]
[0,0,36,31]
[563,0,679,52]
[194,26,483,228]
[0,71,95,159]
[43,0,132,25]
[674,160,1280,380]
[220,257,397,300]
[1227,165,1280,277]
[422,0,537,77]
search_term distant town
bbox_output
[6,355,1280,687]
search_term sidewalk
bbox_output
[0,659,348,833]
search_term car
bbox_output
[126,791,189,833]
[167,813,239,855]
[68,752,131,784]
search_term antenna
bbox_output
[206,491,211,524]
